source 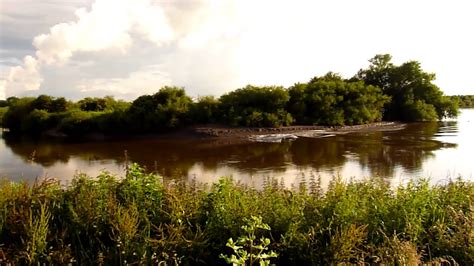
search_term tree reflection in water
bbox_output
[1,119,460,184]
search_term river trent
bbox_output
[1,109,473,186]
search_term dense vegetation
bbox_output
[450,95,474,108]
[0,107,7,127]
[355,54,458,121]
[0,165,472,264]
[287,73,389,125]
[1,55,460,137]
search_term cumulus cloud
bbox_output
[7,56,43,91]
[76,64,172,97]
[0,81,5,100]
[32,0,174,65]
[2,0,176,98]
[1,0,474,99]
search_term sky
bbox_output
[0,0,473,100]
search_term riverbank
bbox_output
[2,121,406,142]
[192,121,406,140]
[0,164,472,265]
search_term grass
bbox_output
[0,164,472,265]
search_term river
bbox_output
[1,109,473,187]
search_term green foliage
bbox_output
[21,109,53,134]
[220,215,278,266]
[450,95,474,108]
[2,95,71,134]
[189,96,220,124]
[58,110,102,137]
[128,86,192,132]
[78,97,108,111]
[31,95,69,113]
[219,85,293,127]
[0,107,7,127]
[1,167,473,265]
[78,96,128,112]
[2,97,36,132]
[287,74,389,125]
[357,54,458,121]
[403,99,438,121]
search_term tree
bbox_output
[78,97,107,112]
[219,85,293,127]
[2,97,35,132]
[31,95,69,113]
[357,54,458,121]
[127,87,192,132]
[286,83,307,124]
[287,73,389,126]
[189,96,221,124]
[0,107,7,127]
[451,95,474,108]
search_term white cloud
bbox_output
[76,64,171,96]
[0,80,6,99]
[31,0,175,65]
[6,56,43,93]
[1,0,474,100]
[2,0,175,98]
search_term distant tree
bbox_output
[6,97,19,106]
[128,87,192,132]
[58,110,101,137]
[0,107,7,127]
[79,97,107,111]
[189,96,220,124]
[31,95,69,113]
[31,95,54,111]
[288,73,389,126]
[2,97,35,132]
[22,109,53,134]
[153,86,192,129]
[127,95,156,132]
[356,54,458,121]
[286,83,308,124]
[451,95,474,108]
[309,71,344,83]
[50,97,69,112]
[219,85,293,127]
[356,54,394,91]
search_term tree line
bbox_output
[0,54,459,137]
[449,95,474,108]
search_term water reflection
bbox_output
[1,110,472,185]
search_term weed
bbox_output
[0,167,472,264]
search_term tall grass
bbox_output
[0,164,472,265]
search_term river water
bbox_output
[1,109,473,187]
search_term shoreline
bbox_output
[191,121,406,140]
[1,121,407,142]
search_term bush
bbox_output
[0,107,7,127]
[219,85,292,127]
[58,110,102,137]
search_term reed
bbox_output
[0,165,472,265]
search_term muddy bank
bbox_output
[4,122,405,143]
[191,122,406,140]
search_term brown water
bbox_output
[1,109,473,186]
